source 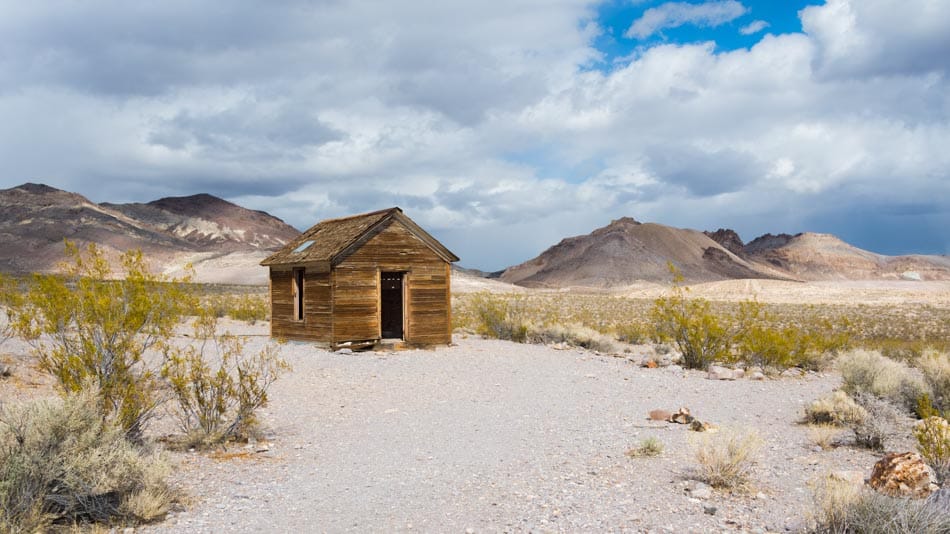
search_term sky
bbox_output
[1,0,948,270]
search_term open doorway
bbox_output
[292,268,304,321]
[380,272,404,339]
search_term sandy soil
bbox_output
[114,329,904,534]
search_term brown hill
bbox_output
[0,183,300,283]
[499,217,784,287]
[744,232,950,281]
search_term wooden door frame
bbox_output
[377,269,409,340]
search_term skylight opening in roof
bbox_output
[293,240,315,253]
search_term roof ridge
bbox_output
[316,207,400,225]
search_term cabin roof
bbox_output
[260,207,459,266]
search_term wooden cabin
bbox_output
[260,207,459,348]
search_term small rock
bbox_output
[756,492,768,500]
[648,409,672,421]
[732,368,745,379]
[780,368,804,379]
[707,365,738,380]
[689,420,716,432]
[0,364,12,378]
[749,371,766,381]
[686,480,713,500]
[667,364,683,372]
[703,505,717,515]
[336,348,353,354]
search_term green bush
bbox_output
[526,323,617,353]
[651,266,734,370]
[914,416,950,485]
[0,391,171,531]
[204,293,269,324]
[460,293,529,342]
[163,310,290,446]
[12,242,194,440]
[809,476,950,533]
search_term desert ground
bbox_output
[2,278,949,532]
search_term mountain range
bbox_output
[0,183,298,284]
[1,182,947,286]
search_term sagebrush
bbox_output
[693,428,762,489]
[0,391,171,532]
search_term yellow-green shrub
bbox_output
[914,416,950,484]
[804,391,867,426]
[919,350,950,413]
[12,243,194,440]
[163,310,289,445]
[693,428,762,489]
[837,349,930,413]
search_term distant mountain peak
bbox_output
[16,182,64,194]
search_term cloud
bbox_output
[739,20,769,35]
[0,0,949,270]
[625,1,748,39]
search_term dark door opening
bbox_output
[380,272,404,339]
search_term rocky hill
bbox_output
[0,183,300,284]
[501,218,950,288]
[499,217,789,287]
[739,232,950,281]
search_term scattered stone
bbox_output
[732,368,745,379]
[707,365,739,380]
[667,364,683,373]
[686,480,713,500]
[703,505,717,515]
[0,364,12,378]
[644,359,658,368]
[780,368,804,379]
[668,407,695,424]
[748,371,766,381]
[868,451,939,498]
[648,409,672,421]
[689,420,717,433]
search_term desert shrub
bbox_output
[626,437,664,458]
[837,349,930,414]
[651,266,735,370]
[460,293,529,342]
[914,416,950,485]
[527,323,617,353]
[805,391,868,426]
[693,428,762,490]
[0,274,24,350]
[0,391,171,531]
[808,424,844,450]
[12,243,194,440]
[919,349,950,414]
[809,476,950,534]
[850,392,907,451]
[204,293,269,324]
[163,310,290,446]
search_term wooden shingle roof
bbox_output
[260,207,459,266]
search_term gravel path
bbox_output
[138,330,889,533]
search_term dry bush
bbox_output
[693,428,762,490]
[837,349,930,414]
[804,391,867,426]
[204,293,269,324]
[914,416,950,485]
[0,391,172,531]
[527,323,617,353]
[163,310,290,446]
[809,476,950,533]
[808,424,844,450]
[919,350,950,414]
[626,437,664,458]
[850,392,907,451]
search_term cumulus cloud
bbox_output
[739,20,769,35]
[625,1,748,39]
[0,0,949,268]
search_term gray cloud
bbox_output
[0,0,949,269]
[625,1,748,39]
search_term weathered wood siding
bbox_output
[269,268,332,342]
[332,221,452,345]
